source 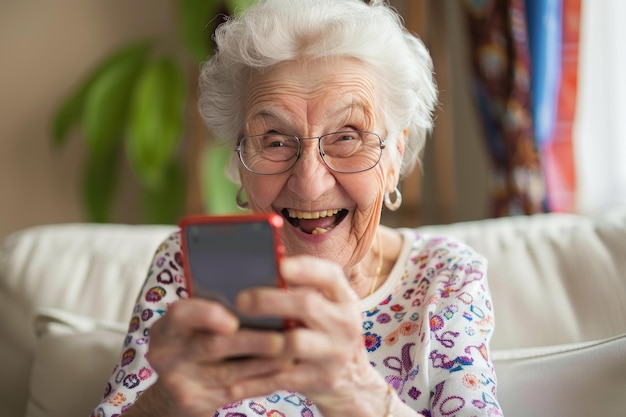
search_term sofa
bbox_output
[1,210,625,417]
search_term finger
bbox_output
[226,362,306,400]
[227,359,337,401]
[237,287,361,335]
[150,325,291,377]
[281,327,350,359]
[280,256,359,303]
[151,298,239,344]
[183,354,297,388]
[151,353,298,413]
[228,351,379,407]
[185,328,287,363]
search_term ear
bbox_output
[385,129,407,192]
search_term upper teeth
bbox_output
[287,208,340,219]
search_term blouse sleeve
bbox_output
[422,238,502,416]
[90,231,186,417]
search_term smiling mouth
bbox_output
[282,208,348,234]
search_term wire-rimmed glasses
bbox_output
[236,131,386,175]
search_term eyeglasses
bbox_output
[236,131,386,175]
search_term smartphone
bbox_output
[179,213,288,330]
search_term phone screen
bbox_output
[181,215,285,330]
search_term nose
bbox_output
[286,138,336,201]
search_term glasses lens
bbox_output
[320,131,383,173]
[238,131,384,174]
[239,134,299,174]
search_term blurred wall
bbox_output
[421,0,490,225]
[0,0,176,240]
[0,0,488,240]
[390,0,490,226]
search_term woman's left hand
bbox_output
[233,255,389,417]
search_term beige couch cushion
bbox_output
[0,224,174,417]
[419,210,626,350]
[1,211,625,417]
[492,332,626,416]
[25,309,127,417]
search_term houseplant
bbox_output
[51,0,255,224]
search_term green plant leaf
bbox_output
[224,0,257,15]
[82,43,151,156]
[126,57,187,190]
[141,159,186,224]
[81,149,120,223]
[201,140,240,214]
[51,86,86,148]
[52,42,151,148]
[179,0,221,62]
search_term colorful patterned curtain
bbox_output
[462,0,548,216]
[530,0,580,212]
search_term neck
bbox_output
[349,226,403,299]
[348,230,385,299]
[367,232,384,295]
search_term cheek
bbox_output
[346,170,386,259]
[241,174,285,212]
[347,206,383,269]
[352,167,386,216]
[355,186,384,233]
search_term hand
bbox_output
[232,255,389,417]
[132,255,388,417]
[140,298,294,417]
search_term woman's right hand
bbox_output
[123,298,292,417]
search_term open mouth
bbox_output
[281,208,348,235]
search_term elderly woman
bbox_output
[92,0,501,416]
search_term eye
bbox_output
[323,131,361,145]
[262,133,289,148]
[337,132,359,141]
[259,134,299,153]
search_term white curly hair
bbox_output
[198,0,438,183]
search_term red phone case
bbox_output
[178,213,290,329]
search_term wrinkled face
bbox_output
[240,58,402,271]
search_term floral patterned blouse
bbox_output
[91,228,502,417]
